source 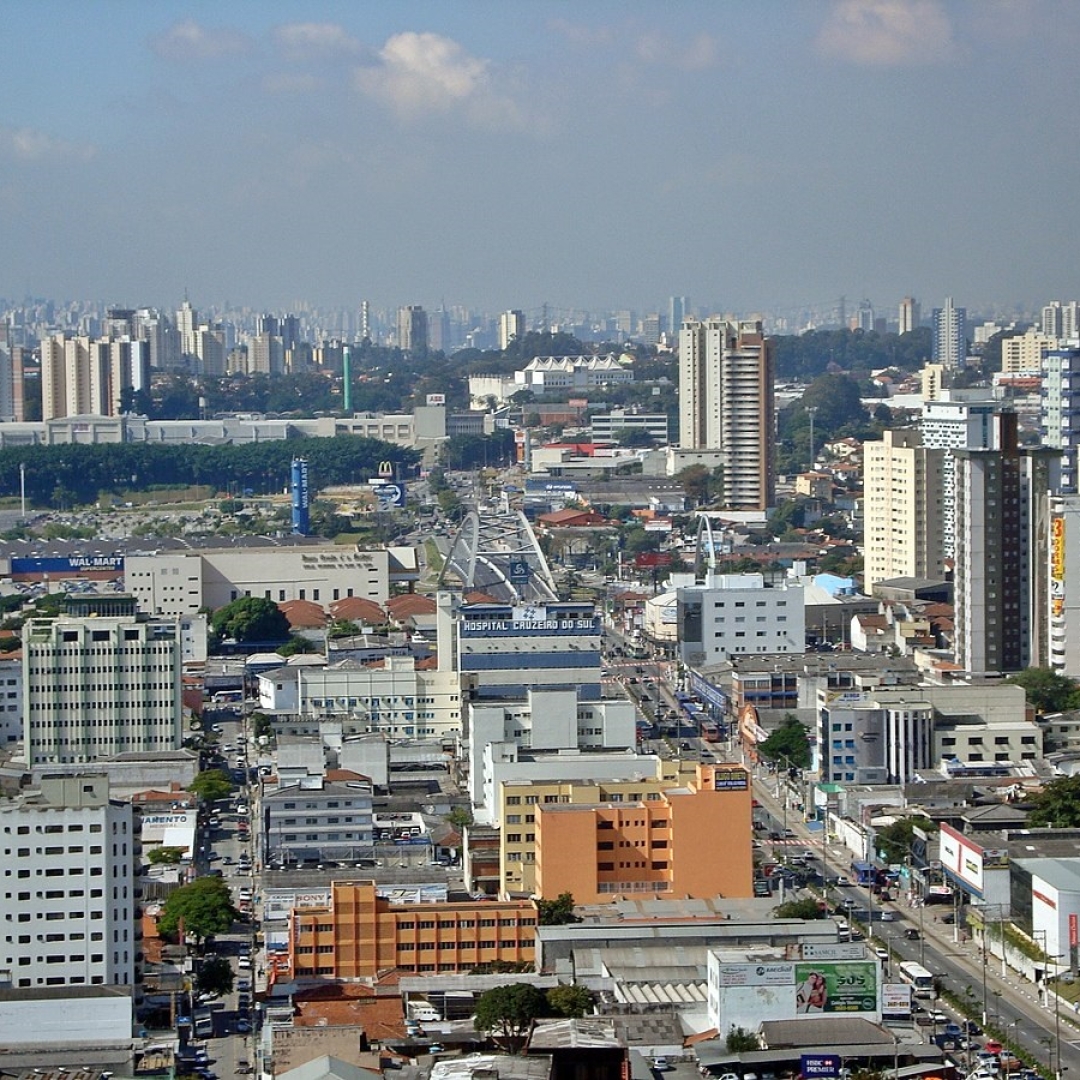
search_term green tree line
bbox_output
[1,435,419,508]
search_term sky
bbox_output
[3,0,1080,323]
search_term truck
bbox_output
[408,1001,442,1022]
[193,1006,214,1038]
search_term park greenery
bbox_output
[0,434,419,509]
[157,876,238,947]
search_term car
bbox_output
[206,852,221,861]
[235,1020,252,1034]
[879,910,896,921]
[651,1059,671,1071]
[236,1061,253,1074]
[943,1023,964,1039]
[983,1040,1004,1055]
[926,1010,949,1023]
[904,927,921,939]
[800,851,815,861]
[238,956,252,969]
[874,946,889,960]
[963,1020,983,1036]
[769,830,783,841]
[834,875,851,886]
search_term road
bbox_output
[752,776,1080,1079]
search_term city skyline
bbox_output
[4,1,1080,315]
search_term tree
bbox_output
[445,806,474,832]
[158,876,238,946]
[188,769,233,803]
[546,984,594,1018]
[251,712,273,740]
[147,846,187,866]
[1005,667,1080,715]
[726,1026,760,1052]
[196,955,235,996]
[1024,775,1080,828]
[758,715,811,770]
[210,596,290,644]
[774,898,826,920]
[474,983,549,1049]
[875,816,936,865]
[537,891,579,926]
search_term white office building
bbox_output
[262,777,374,865]
[1042,348,1080,494]
[23,599,183,765]
[0,774,136,991]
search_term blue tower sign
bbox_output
[291,458,310,535]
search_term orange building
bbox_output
[289,880,537,979]
[533,763,753,903]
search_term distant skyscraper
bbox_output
[641,313,661,345]
[679,318,774,511]
[397,305,428,354]
[1041,347,1080,493]
[176,299,198,360]
[498,310,525,350]
[899,296,920,334]
[669,296,688,336]
[248,332,284,375]
[954,412,1059,675]
[932,297,967,367]
[856,300,874,331]
[1042,301,1064,340]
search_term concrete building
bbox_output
[1001,330,1056,375]
[257,658,464,740]
[0,774,136,992]
[898,296,920,334]
[23,597,183,766]
[499,310,526,349]
[527,763,753,904]
[920,392,1001,558]
[590,410,669,445]
[0,655,23,748]
[470,689,638,812]
[1041,348,1080,494]
[862,429,946,594]
[36,333,148,419]
[678,319,774,511]
[675,573,805,666]
[932,296,967,368]
[263,777,374,866]
[817,694,934,785]
[288,880,536,978]
[126,546,397,614]
[397,305,428,354]
[954,414,1059,675]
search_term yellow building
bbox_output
[504,763,754,903]
[499,758,701,896]
[289,880,537,979]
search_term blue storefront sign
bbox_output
[800,1055,843,1079]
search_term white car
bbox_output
[874,946,889,960]
[237,956,252,970]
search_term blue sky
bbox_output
[3,1,1079,322]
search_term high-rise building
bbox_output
[678,318,774,510]
[0,344,20,421]
[669,296,688,337]
[862,429,947,594]
[195,326,226,376]
[1001,330,1055,374]
[0,773,136,991]
[921,392,1001,557]
[953,413,1059,675]
[176,300,198,360]
[428,306,452,353]
[932,296,967,368]
[39,334,66,421]
[899,296,921,334]
[1043,301,1065,340]
[397,305,428,354]
[248,332,284,375]
[498,310,525,350]
[23,596,183,766]
[1041,348,1080,493]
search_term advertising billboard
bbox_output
[801,1055,843,1079]
[371,481,406,508]
[11,554,124,577]
[1052,516,1066,618]
[794,962,878,1014]
[712,767,750,792]
[715,963,793,987]
[882,983,912,1017]
[939,822,987,893]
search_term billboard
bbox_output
[882,983,912,1017]
[794,962,878,1014]
[635,552,672,568]
[801,1056,843,1080]
[371,481,406,508]
[1052,516,1066,618]
[715,963,794,987]
[713,767,750,792]
[426,393,446,406]
[939,822,988,893]
[11,554,124,576]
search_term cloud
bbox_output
[149,19,253,62]
[816,0,956,66]
[273,22,363,61]
[547,18,616,48]
[0,126,96,163]
[354,32,522,127]
[636,30,719,71]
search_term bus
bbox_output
[702,721,721,742]
[898,960,935,997]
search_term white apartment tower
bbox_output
[0,773,136,991]
[932,297,967,368]
[498,310,525,350]
[678,318,774,511]
[899,296,921,334]
[920,392,1000,557]
[23,597,183,766]
[862,428,947,594]
[1041,348,1080,494]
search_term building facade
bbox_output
[678,319,774,510]
[862,429,947,593]
[0,774,136,991]
[932,297,967,368]
[1041,348,1080,494]
[288,880,536,978]
[263,778,374,866]
[23,599,183,765]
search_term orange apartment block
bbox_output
[533,763,753,903]
[289,880,538,979]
